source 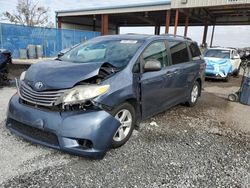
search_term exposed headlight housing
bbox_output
[55,84,110,106]
[20,71,26,81]
[15,71,26,96]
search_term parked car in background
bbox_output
[0,49,12,84]
[6,34,205,159]
[204,48,241,81]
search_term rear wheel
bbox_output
[186,81,200,107]
[110,103,135,148]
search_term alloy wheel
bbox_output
[113,109,132,142]
[191,84,199,103]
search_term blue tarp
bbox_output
[205,57,233,78]
[0,23,100,58]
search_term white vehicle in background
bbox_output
[204,48,241,81]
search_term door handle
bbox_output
[166,69,180,76]
[166,72,174,77]
[173,69,181,74]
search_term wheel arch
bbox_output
[195,77,202,96]
[111,98,141,128]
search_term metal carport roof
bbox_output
[56,1,171,16]
[55,0,250,46]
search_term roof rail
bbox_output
[124,33,139,35]
[161,34,192,41]
[124,33,152,36]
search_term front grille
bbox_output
[21,99,63,112]
[19,82,64,107]
[8,118,59,146]
[206,73,220,77]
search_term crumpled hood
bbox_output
[24,60,104,91]
[204,57,230,66]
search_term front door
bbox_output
[140,41,179,119]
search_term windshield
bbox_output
[204,49,230,59]
[60,38,143,68]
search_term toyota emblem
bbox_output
[35,82,44,90]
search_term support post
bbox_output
[174,9,179,35]
[184,9,189,37]
[165,10,171,34]
[210,25,215,48]
[154,25,160,35]
[93,17,96,31]
[202,20,208,46]
[57,17,62,29]
[115,25,119,34]
[0,23,3,48]
[101,14,109,35]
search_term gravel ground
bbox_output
[0,76,249,187]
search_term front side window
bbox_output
[142,41,168,67]
[232,50,238,58]
[169,41,190,65]
[204,49,230,59]
[60,38,143,68]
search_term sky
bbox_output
[0,0,250,48]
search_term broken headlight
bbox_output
[56,85,110,106]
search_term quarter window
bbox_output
[142,41,168,67]
[188,42,201,60]
[132,59,140,73]
[169,41,190,65]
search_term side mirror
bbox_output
[144,60,162,72]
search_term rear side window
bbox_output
[169,41,190,65]
[188,42,201,60]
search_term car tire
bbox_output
[223,75,230,82]
[109,102,135,148]
[186,81,200,107]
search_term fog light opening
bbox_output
[78,139,93,149]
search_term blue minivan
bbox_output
[6,34,205,158]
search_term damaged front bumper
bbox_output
[205,61,232,79]
[6,94,120,159]
[205,69,229,79]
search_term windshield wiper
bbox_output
[55,58,62,61]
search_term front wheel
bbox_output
[186,81,200,107]
[223,74,230,82]
[110,103,135,148]
[233,66,240,77]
